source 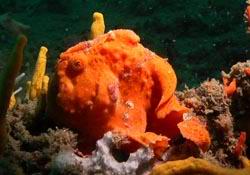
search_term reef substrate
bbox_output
[0,60,250,175]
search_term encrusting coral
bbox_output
[221,61,250,152]
[52,132,155,175]
[150,157,250,175]
[177,117,210,152]
[48,29,210,156]
[3,102,78,174]
[222,77,237,97]
[90,12,105,39]
[176,78,239,167]
[244,67,250,76]
[235,132,247,157]
[176,59,250,168]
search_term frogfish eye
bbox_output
[68,57,85,74]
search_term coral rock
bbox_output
[244,67,250,76]
[52,132,155,175]
[223,77,237,96]
[177,117,211,151]
[150,157,250,175]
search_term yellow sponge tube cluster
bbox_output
[8,94,16,110]
[29,46,49,100]
[9,11,104,106]
[90,12,105,39]
[42,75,49,94]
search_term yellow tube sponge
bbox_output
[240,156,250,168]
[42,75,49,94]
[150,157,250,175]
[8,87,22,110]
[90,12,105,39]
[25,80,31,100]
[8,94,16,110]
[30,46,48,100]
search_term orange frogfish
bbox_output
[48,29,210,155]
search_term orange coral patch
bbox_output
[223,77,237,96]
[244,67,250,76]
[121,131,169,158]
[245,6,250,25]
[177,117,211,151]
[234,132,247,157]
